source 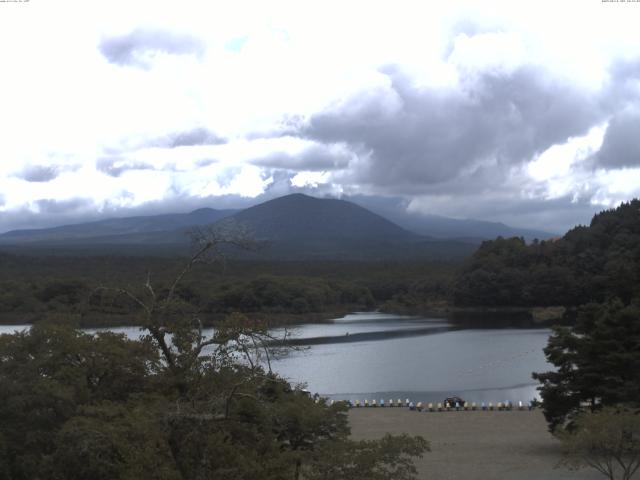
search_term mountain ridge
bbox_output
[0,208,237,243]
[344,195,556,242]
[0,193,544,259]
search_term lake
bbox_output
[0,312,552,405]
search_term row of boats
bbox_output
[341,399,536,411]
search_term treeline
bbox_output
[0,254,459,326]
[452,199,640,308]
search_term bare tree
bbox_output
[95,220,283,396]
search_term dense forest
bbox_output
[0,233,430,479]
[452,199,640,309]
[0,253,456,326]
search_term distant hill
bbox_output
[345,195,556,242]
[0,208,237,245]
[0,194,476,260]
[391,214,555,243]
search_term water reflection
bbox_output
[268,312,551,403]
[0,312,552,404]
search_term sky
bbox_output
[1,0,640,234]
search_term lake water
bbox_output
[0,312,552,405]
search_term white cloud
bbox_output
[528,125,606,184]
[290,171,331,189]
[1,0,640,232]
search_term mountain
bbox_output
[0,208,237,245]
[229,193,416,242]
[345,195,556,242]
[0,194,476,259]
[217,193,475,259]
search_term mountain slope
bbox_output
[229,193,418,241]
[0,194,477,259]
[345,195,556,241]
[392,214,555,242]
[0,208,237,244]
[220,194,475,259]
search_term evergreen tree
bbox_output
[533,300,640,431]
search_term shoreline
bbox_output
[0,309,346,329]
[0,304,569,329]
[380,303,570,326]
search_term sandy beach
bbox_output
[349,408,602,480]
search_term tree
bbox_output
[453,199,640,308]
[0,322,159,479]
[0,222,429,479]
[98,221,264,396]
[305,434,430,480]
[533,300,640,431]
[559,407,640,480]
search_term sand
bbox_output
[348,408,602,480]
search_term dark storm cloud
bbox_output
[294,65,604,190]
[251,144,350,171]
[594,58,640,169]
[96,157,155,177]
[597,110,640,168]
[605,58,640,109]
[99,28,205,68]
[16,165,60,182]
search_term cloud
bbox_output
[605,58,640,109]
[407,191,600,235]
[145,128,226,149]
[96,157,155,177]
[195,158,218,168]
[251,143,351,171]
[98,28,205,68]
[16,165,60,183]
[107,128,227,154]
[167,128,226,148]
[0,198,116,233]
[3,8,640,238]
[34,197,94,215]
[295,65,603,191]
[597,110,640,168]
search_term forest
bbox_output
[0,253,456,327]
[452,199,640,310]
[0,235,430,479]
